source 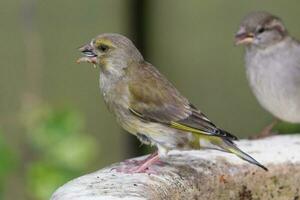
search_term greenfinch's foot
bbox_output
[115,152,161,174]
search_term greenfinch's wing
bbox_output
[127,62,237,140]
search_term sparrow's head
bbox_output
[77,33,143,73]
[235,11,288,48]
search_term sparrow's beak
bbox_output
[76,43,98,64]
[235,33,254,45]
[234,27,254,45]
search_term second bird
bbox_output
[77,33,267,172]
[235,11,300,135]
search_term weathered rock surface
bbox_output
[51,135,300,200]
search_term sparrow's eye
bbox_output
[257,27,266,34]
[98,44,109,52]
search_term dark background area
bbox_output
[1,0,300,199]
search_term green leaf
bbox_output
[26,162,77,200]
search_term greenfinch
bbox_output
[77,33,267,172]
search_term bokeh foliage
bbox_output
[0,131,17,200]
[23,105,98,200]
[0,106,99,200]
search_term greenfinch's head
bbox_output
[77,33,143,70]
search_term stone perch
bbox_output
[50,135,300,200]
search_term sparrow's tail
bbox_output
[219,138,268,171]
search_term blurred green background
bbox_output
[1,0,300,199]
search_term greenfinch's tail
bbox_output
[220,138,268,171]
[197,134,268,171]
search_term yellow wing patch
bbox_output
[170,121,209,135]
[129,108,144,119]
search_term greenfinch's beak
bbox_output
[234,31,254,45]
[76,43,98,64]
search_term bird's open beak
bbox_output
[234,32,254,45]
[76,43,98,64]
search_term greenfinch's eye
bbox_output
[98,44,109,52]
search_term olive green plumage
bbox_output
[77,33,267,171]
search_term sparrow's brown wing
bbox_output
[127,62,237,140]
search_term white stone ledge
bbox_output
[50,135,300,200]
